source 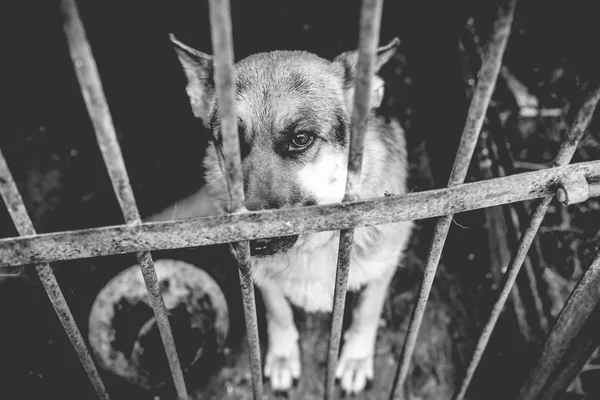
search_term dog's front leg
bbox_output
[260,282,301,391]
[336,266,396,394]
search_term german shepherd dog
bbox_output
[160,35,413,394]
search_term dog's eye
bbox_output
[290,131,314,150]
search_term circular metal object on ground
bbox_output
[89,259,229,389]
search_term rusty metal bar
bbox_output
[517,250,600,400]
[207,1,262,398]
[534,303,600,400]
[390,1,518,397]
[0,148,110,400]
[453,79,600,400]
[60,1,189,398]
[325,1,384,398]
[3,161,600,268]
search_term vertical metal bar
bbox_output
[60,1,189,399]
[325,0,384,398]
[206,1,262,399]
[453,79,600,400]
[517,250,600,400]
[0,149,110,400]
[389,1,517,398]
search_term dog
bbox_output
[160,35,413,394]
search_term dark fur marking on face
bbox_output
[333,110,348,147]
[205,62,215,90]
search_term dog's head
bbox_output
[171,35,399,256]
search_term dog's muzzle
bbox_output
[249,235,299,257]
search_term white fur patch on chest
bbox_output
[251,223,411,312]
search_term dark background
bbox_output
[1,0,600,399]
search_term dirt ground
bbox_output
[2,1,600,399]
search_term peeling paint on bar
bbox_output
[390,0,518,397]
[517,251,600,400]
[2,161,600,268]
[0,148,110,400]
[453,79,600,400]
[207,0,263,398]
[325,0,384,398]
[60,1,188,398]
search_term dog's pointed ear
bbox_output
[333,37,400,109]
[169,34,215,124]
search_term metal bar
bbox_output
[517,251,600,400]
[2,161,600,268]
[534,302,600,400]
[206,1,262,398]
[0,149,109,400]
[453,79,600,400]
[390,1,517,397]
[325,1,384,398]
[60,1,189,398]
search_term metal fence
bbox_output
[1,0,600,399]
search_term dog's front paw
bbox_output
[336,330,376,394]
[264,339,301,391]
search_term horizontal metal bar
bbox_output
[453,78,600,400]
[2,161,600,268]
[516,251,600,400]
[0,148,110,400]
[390,0,518,397]
[60,1,189,398]
[325,0,384,398]
[207,0,263,398]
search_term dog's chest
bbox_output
[250,226,407,312]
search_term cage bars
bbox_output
[0,149,109,400]
[2,161,600,269]
[325,0,385,398]
[60,0,188,398]
[207,0,264,397]
[390,0,518,397]
[0,0,599,399]
[453,79,600,400]
[517,247,600,399]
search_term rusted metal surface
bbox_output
[325,0,384,398]
[453,80,600,400]
[60,0,139,225]
[60,1,188,398]
[0,148,110,400]
[207,0,263,398]
[534,303,600,400]
[516,252,600,400]
[135,252,189,400]
[326,228,355,399]
[390,1,518,397]
[208,0,244,213]
[448,0,518,187]
[234,242,263,400]
[2,161,600,268]
[342,0,384,203]
[556,171,590,205]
